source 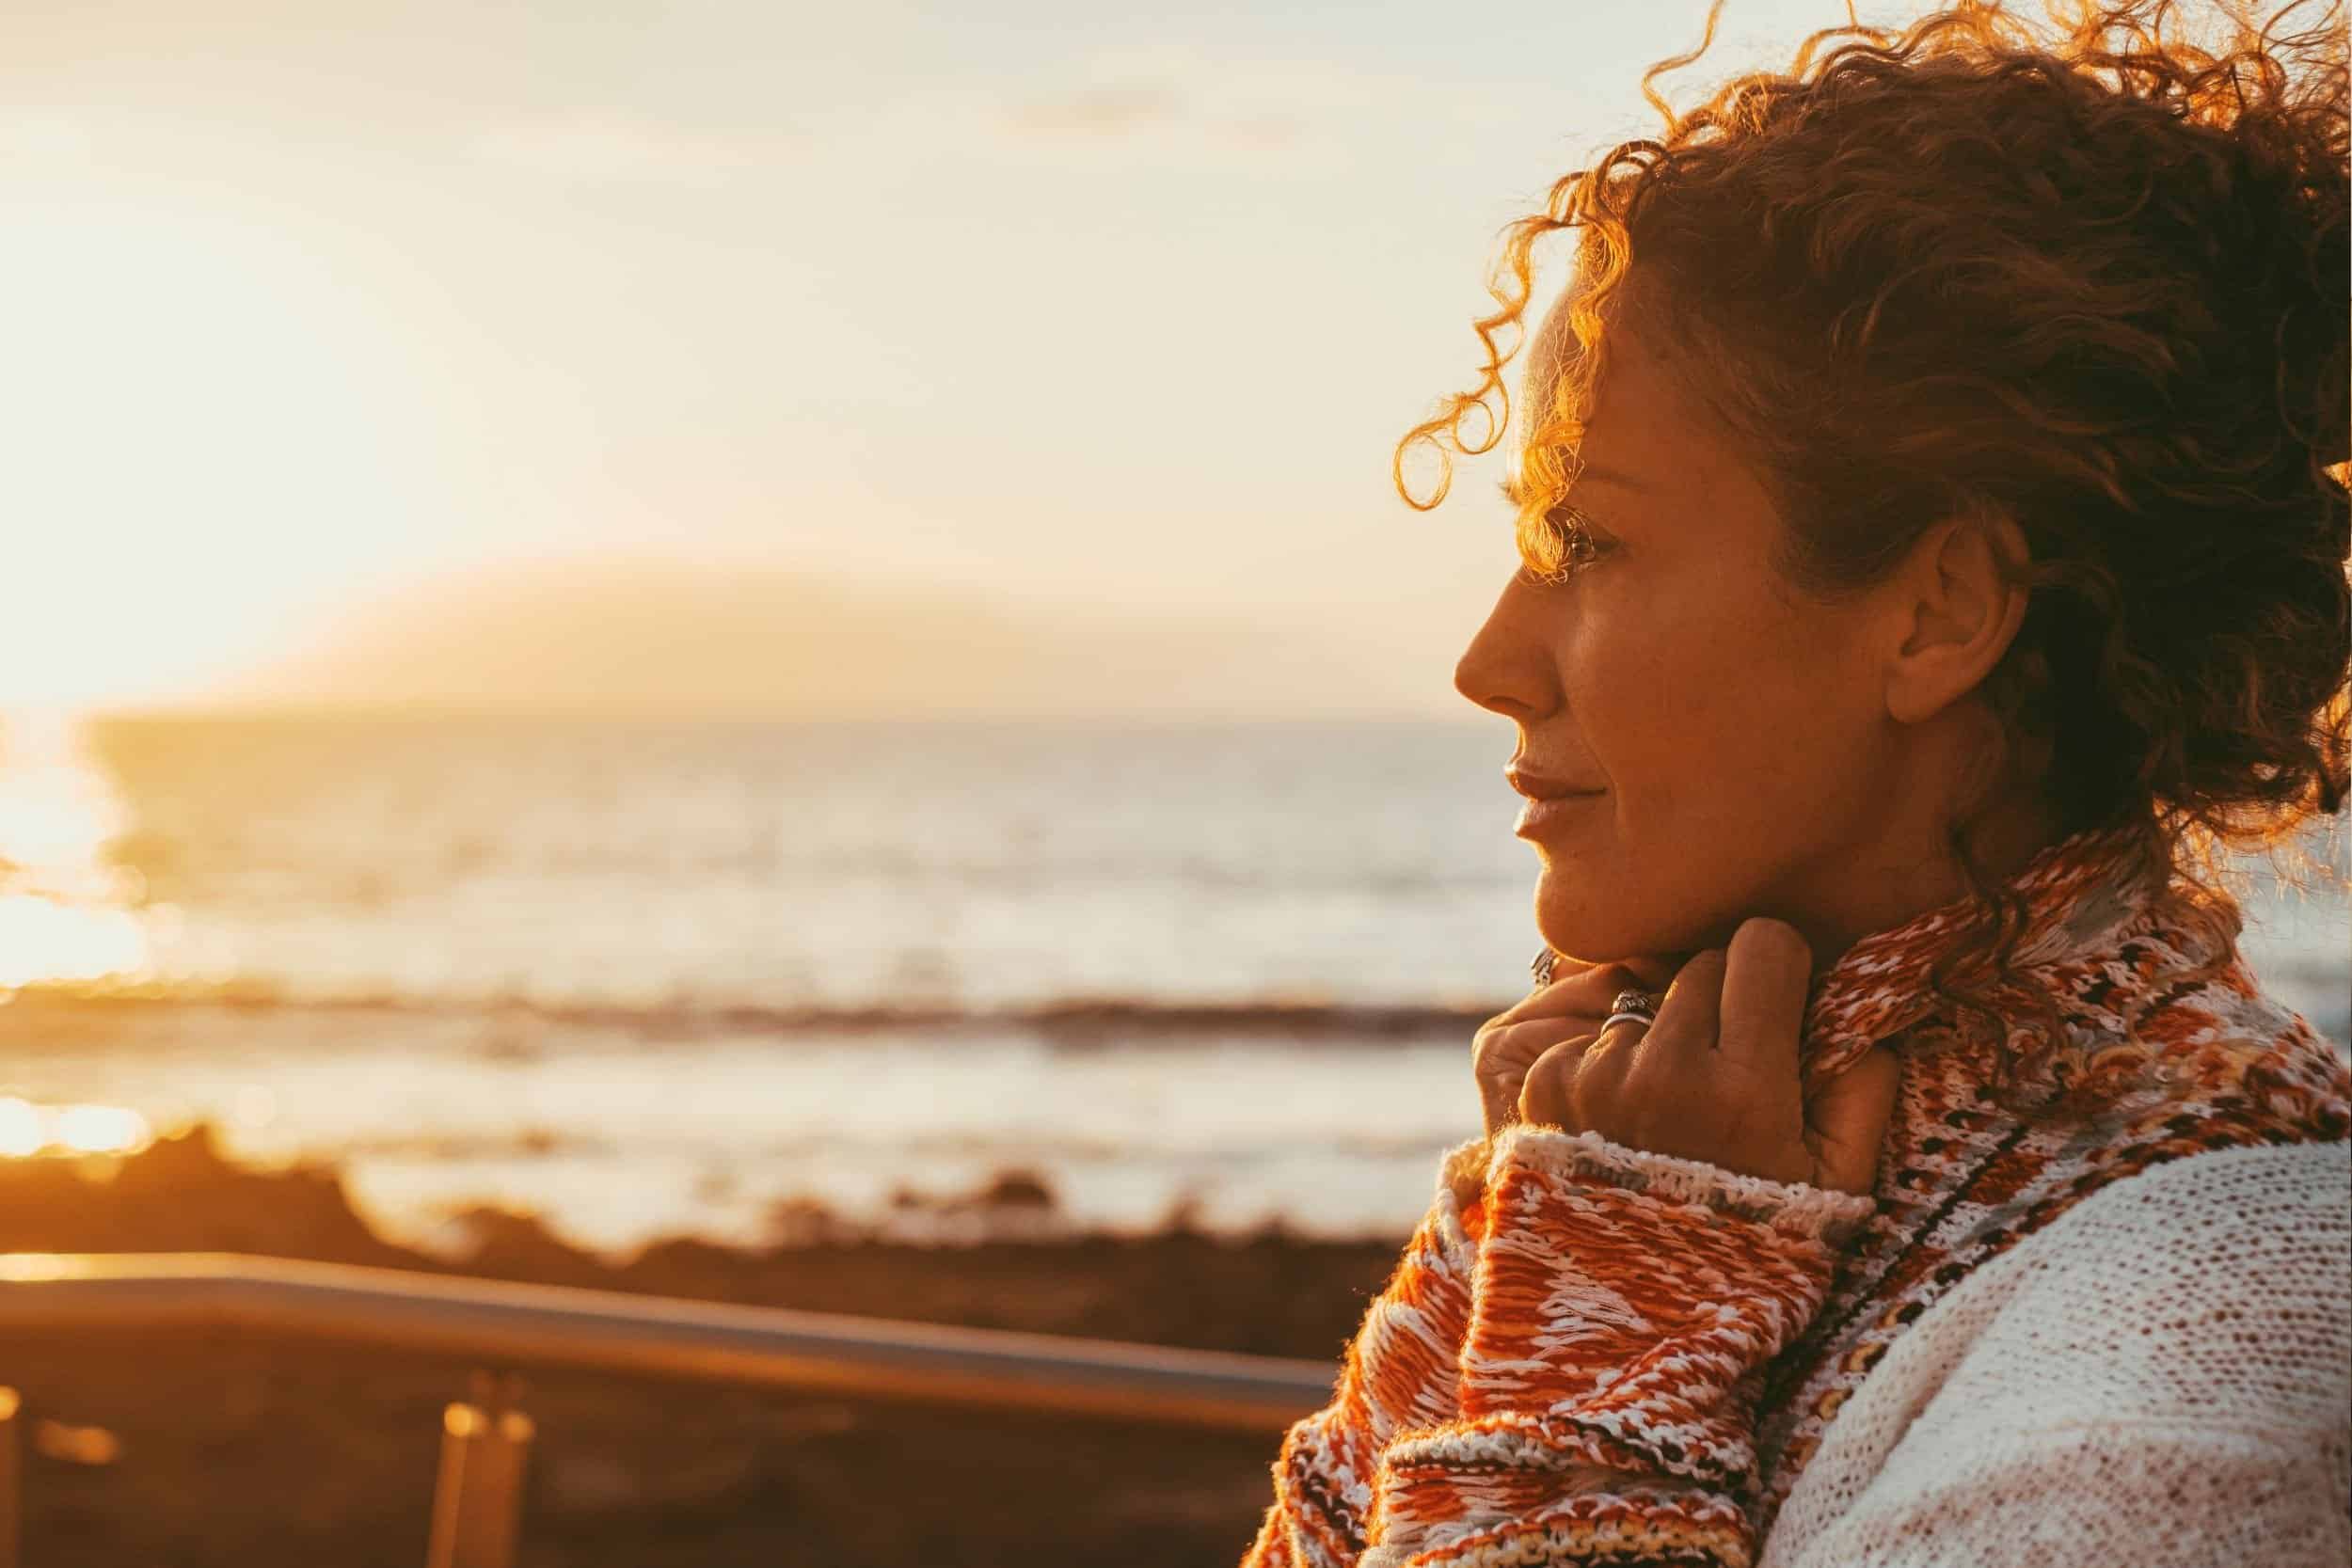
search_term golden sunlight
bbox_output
[54,1102,152,1156]
[0,709,151,990]
[0,1098,41,1156]
[0,1097,150,1158]
[2,209,441,707]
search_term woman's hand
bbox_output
[1494,918,1901,1195]
[1471,951,1681,1139]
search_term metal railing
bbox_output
[0,1251,1337,1568]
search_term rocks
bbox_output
[0,1121,1406,1564]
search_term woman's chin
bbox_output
[1534,877,1630,955]
[1532,909,1637,969]
[1534,882,1708,978]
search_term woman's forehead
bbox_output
[1521,295,1583,419]
[1511,301,1587,489]
[1512,310,1727,510]
[1517,294,1668,475]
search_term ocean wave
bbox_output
[0,977,1502,1045]
[10,958,2335,1053]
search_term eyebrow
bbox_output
[1497,465,1651,507]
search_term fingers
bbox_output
[1482,927,1811,1150]
[1504,958,1628,1022]
[1714,918,1812,1085]
[1475,1013,1621,1135]
[1805,1043,1902,1195]
[1495,918,1861,1190]
[1473,1018,1555,1134]
[1476,954,1657,1134]
[1490,948,1692,1133]
[1516,1016,1644,1130]
[1502,953,1672,1024]
[1609,950,1724,1136]
[1646,947,1727,1056]
[1517,1033,1583,1128]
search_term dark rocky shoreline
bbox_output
[0,1126,1403,1566]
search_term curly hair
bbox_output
[1400,0,2350,1079]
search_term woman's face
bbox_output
[1454,297,1910,972]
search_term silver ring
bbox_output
[1603,989,1657,1029]
[1530,947,1559,989]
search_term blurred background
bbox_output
[1,1,2344,1562]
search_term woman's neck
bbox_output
[1795,784,2069,976]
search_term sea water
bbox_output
[1,712,2341,1253]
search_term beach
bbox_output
[3,1125,1397,1565]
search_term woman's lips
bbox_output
[1515,789,1605,838]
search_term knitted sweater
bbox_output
[1242,823,2352,1568]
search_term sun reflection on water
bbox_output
[0,1096,151,1156]
[0,707,151,990]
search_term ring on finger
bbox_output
[1602,988,1658,1031]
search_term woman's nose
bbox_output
[1454,576,1555,721]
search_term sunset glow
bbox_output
[0,710,151,989]
[0,1097,151,1158]
[0,3,1851,719]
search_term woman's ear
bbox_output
[1882,509,2031,726]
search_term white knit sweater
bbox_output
[1757,1137,2352,1567]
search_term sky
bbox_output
[3,0,1915,716]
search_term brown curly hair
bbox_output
[1400,0,2350,1074]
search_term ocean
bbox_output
[2,711,2343,1255]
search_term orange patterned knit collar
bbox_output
[1799,820,2171,1085]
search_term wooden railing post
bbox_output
[425,1371,532,1568]
[0,1386,19,1568]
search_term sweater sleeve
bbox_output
[1359,1125,1876,1568]
[1244,1134,1495,1568]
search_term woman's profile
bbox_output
[1244,2,2350,1564]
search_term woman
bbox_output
[1244,3,2350,1565]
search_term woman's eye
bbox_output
[1554,509,1603,564]
[1521,504,1607,579]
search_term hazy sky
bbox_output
[5,0,1912,713]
